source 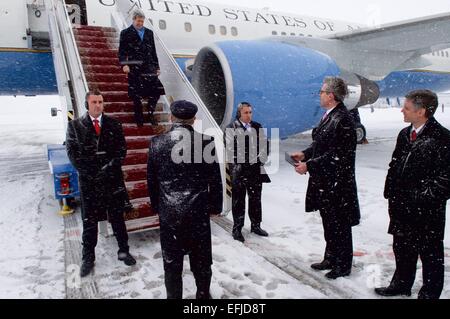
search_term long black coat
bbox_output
[66,113,130,221]
[384,117,450,240]
[302,103,360,226]
[118,25,164,98]
[147,124,223,262]
[225,119,271,184]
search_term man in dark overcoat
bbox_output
[292,77,360,280]
[119,9,164,126]
[66,90,136,277]
[225,102,271,243]
[147,100,223,299]
[375,90,450,299]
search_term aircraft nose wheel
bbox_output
[356,124,367,144]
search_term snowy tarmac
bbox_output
[0,96,449,299]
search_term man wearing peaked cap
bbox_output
[170,100,198,119]
[147,100,223,299]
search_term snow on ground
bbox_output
[0,96,449,299]
[0,96,66,298]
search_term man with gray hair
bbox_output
[291,76,360,280]
[119,9,164,127]
[375,89,450,299]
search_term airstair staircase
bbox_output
[46,0,229,233]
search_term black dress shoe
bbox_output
[80,261,95,277]
[118,252,137,266]
[311,260,333,271]
[325,268,351,280]
[232,231,245,242]
[196,291,212,300]
[251,225,269,237]
[418,292,439,300]
[375,286,411,297]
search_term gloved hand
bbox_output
[209,211,222,216]
[100,159,121,175]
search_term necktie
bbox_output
[321,112,328,121]
[93,119,101,136]
[244,123,250,131]
[411,130,417,142]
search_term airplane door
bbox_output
[65,0,87,25]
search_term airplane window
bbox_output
[441,51,445,57]
[281,32,287,36]
[209,25,216,35]
[299,33,304,36]
[446,52,449,58]
[185,22,192,32]
[220,26,227,36]
[231,27,238,36]
[290,33,295,36]
[272,31,277,35]
[159,20,167,30]
[308,34,313,37]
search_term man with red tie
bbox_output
[66,90,136,277]
[376,89,450,299]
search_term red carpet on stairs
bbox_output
[73,25,170,231]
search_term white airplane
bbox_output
[2,0,450,137]
[4,0,450,229]
[89,0,450,137]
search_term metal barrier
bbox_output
[46,0,88,118]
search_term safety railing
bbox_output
[46,0,89,118]
[45,0,72,133]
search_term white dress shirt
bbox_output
[89,114,103,127]
[325,106,337,116]
[240,120,252,131]
[412,123,425,135]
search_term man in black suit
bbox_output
[375,90,450,299]
[292,77,360,280]
[225,102,271,243]
[119,9,164,127]
[147,100,223,299]
[66,90,136,277]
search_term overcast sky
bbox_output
[204,0,450,26]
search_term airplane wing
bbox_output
[277,12,450,81]
[327,12,450,55]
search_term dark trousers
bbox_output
[390,234,444,299]
[232,179,262,233]
[163,250,212,299]
[320,208,353,271]
[132,96,159,126]
[82,209,129,263]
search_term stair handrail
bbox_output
[50,0,89,118]
[45,0,73,133]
